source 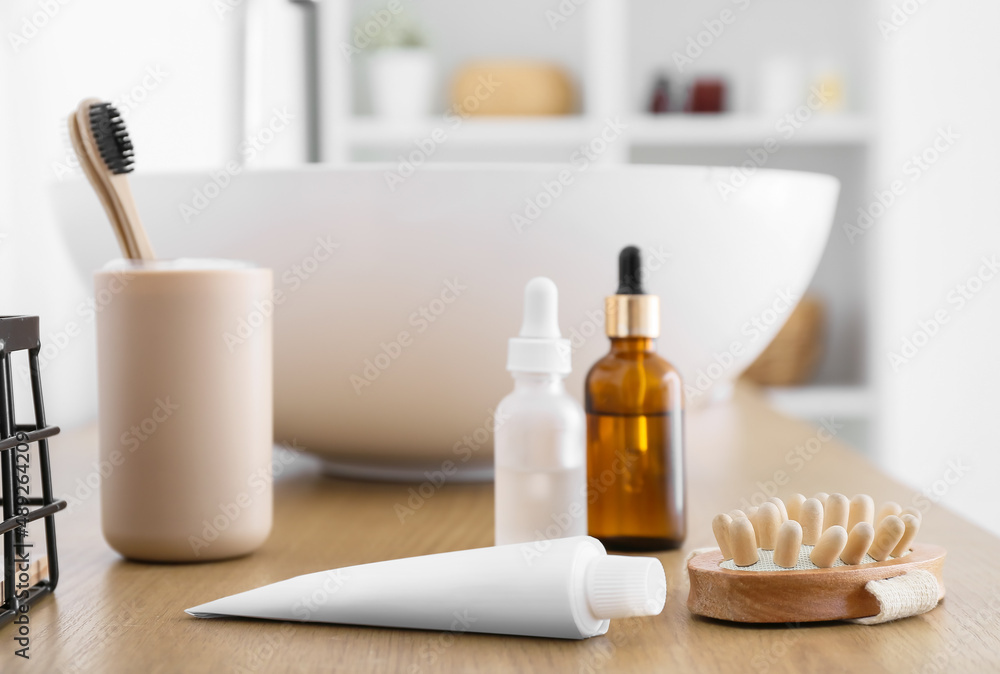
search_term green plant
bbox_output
[371,10,425,50]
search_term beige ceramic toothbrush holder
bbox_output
[95,259,273,562]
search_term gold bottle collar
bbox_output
[605,295,660,338]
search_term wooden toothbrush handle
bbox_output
[108,173,155,260]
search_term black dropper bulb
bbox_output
[616,245,644,295]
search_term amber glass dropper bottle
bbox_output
[585,246,686,551]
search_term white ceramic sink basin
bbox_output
[54,164,838,478]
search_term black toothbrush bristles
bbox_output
[88,102,134,175]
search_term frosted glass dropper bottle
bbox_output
[494,277,587,545]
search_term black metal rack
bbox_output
[0,316,66,626]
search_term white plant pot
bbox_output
[368,48,435,120]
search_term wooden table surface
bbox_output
[2,385,999,673]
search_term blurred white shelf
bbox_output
[629,114,873,146]
[344,114,872,148]
[764,385,874,420]
[346,116,598,146]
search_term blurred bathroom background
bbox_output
[1,0,997,533]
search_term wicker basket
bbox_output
[451,62,575,116]
[741,295,825,386]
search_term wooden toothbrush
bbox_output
[67,108,131,258]
[68,98,155,260]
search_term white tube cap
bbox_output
[507,277,572,374]
[585,555,667,619]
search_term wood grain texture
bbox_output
[687,544,946,623]
[0,556,47,598]
[2,384,999,673]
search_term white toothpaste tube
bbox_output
[187,535,666,639]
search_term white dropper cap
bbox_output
[585,555,667,619]
[506,277,572,374]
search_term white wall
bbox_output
[872,0,1000,535]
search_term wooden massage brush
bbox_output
[687,493,946,623]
